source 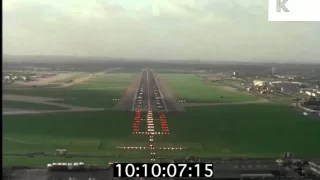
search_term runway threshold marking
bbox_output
[126,109,187,162]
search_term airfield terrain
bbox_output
[3,66,320,167]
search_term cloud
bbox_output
[3,0,320,62]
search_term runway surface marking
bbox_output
[117,69,186,161]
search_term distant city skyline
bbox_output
[3,0,320,62]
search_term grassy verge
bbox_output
[161,74,257,103]
[3,104,320,166]
[3,100,66,110]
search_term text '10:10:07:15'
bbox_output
[114,163,214,178]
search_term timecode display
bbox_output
[113,163,214,178]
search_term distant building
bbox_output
[233,71,238,77]
[306,91,312,96]
[253,80,267,87]
[306,91,317,97]
[272,67,276,75]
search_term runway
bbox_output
[132,69,168,112]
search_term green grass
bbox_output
[161,74,257,103]
[161,104,320,157]
[3,73,135,108]
[3,111,153,166]
[3,104,320,166]
[3,100,66,110]
[51,73,85,83]
[72,73,136,89]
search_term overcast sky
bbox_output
[3,0,320,62]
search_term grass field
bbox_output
[3,104,320,166]
[161,74,257,103]
[3,111,151,166]
[3,100,67,110]
[3,73,135,108]
[51,73,85,83]
[158,104,320,157]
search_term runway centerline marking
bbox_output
[147,69,151,110]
